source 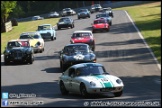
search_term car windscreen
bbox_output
[64,45,88,55]
[76,66,108,76]
[94,20,106,24]
[65,8,70,11]
[38,25,51,30]
[33,35,40,39]
[19,41,30,47]
[20,35,32,39]
[79,10,87,13]
[7,41,21,48]
[72,33,91,38]
[96,14,108,18]
[59,18,70,22]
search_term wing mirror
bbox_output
[62,72,64,75]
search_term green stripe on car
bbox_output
[93,75,114,88]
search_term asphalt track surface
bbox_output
[1,10,161,107]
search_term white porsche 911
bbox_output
[58,63,124,97]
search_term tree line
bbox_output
[1,1,107,23]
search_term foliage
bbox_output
[1,1,17,23]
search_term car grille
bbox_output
[67,12,71,15]
[40,33,50,37]
[100,88,115,92]
[12,50,23,58]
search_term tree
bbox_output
[1,1,17,24]
[10,4,24,18]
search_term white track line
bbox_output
[125,10,161,70]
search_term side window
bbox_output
[68,68,75,77]
[63,47,67,54]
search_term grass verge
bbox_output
[114,2,161,64]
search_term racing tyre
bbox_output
[107,28,110,32]
[114,90,123,97]
[92,46,95,51]
[4,58,9,65]
[40,50,43,53]
[60,61,62,69]
[109,22,112,26]
[29,54,34,64]
[62,64,67,72]
[60,81,69,95]
[51,36,54,41]
[80,83,89,98]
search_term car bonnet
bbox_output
[79,75,123,88]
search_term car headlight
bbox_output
[90,81,96,86]
[35,41,41,47]
[70,40,74,44]
[47,32,51,36]
[5,50,10,55]
[90,56,96,61]
[116,79,122,84]
[26,49,31,54]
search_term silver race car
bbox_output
[59,63,124,97]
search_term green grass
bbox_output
[1,18,59,54]
[114,2,161,64]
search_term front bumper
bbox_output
[5,53,32,62]
[33,46,44,52]
[58,24,72,28]
[78,14,89,18]
[40,33,52,39]
[93,27,109,31]
[87,86,123,94]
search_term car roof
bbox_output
[73,30,92,34]
[60,17,71,19]
[38,24,51,26]
[8,39,29,42]
[20,31,40,35]
[33,16,40,17]
[94,18,107,21]
[65,43,88,47]
[71,63,103,69]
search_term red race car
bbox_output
[92,18,110,33]
[70,30,95,51]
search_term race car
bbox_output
[92,18,110,33]
[61,8,76,17]
[59,43,96,71]
[4,39,34,65]
[96,13,112,25]
[70,30,95,51]
[37,24,56,41]
[59,63,124,97]
[77,9,90,19]
[57,17,74,30]
[19,31,45,53]
[101,7,114,17]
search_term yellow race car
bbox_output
[19,31,45,53]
